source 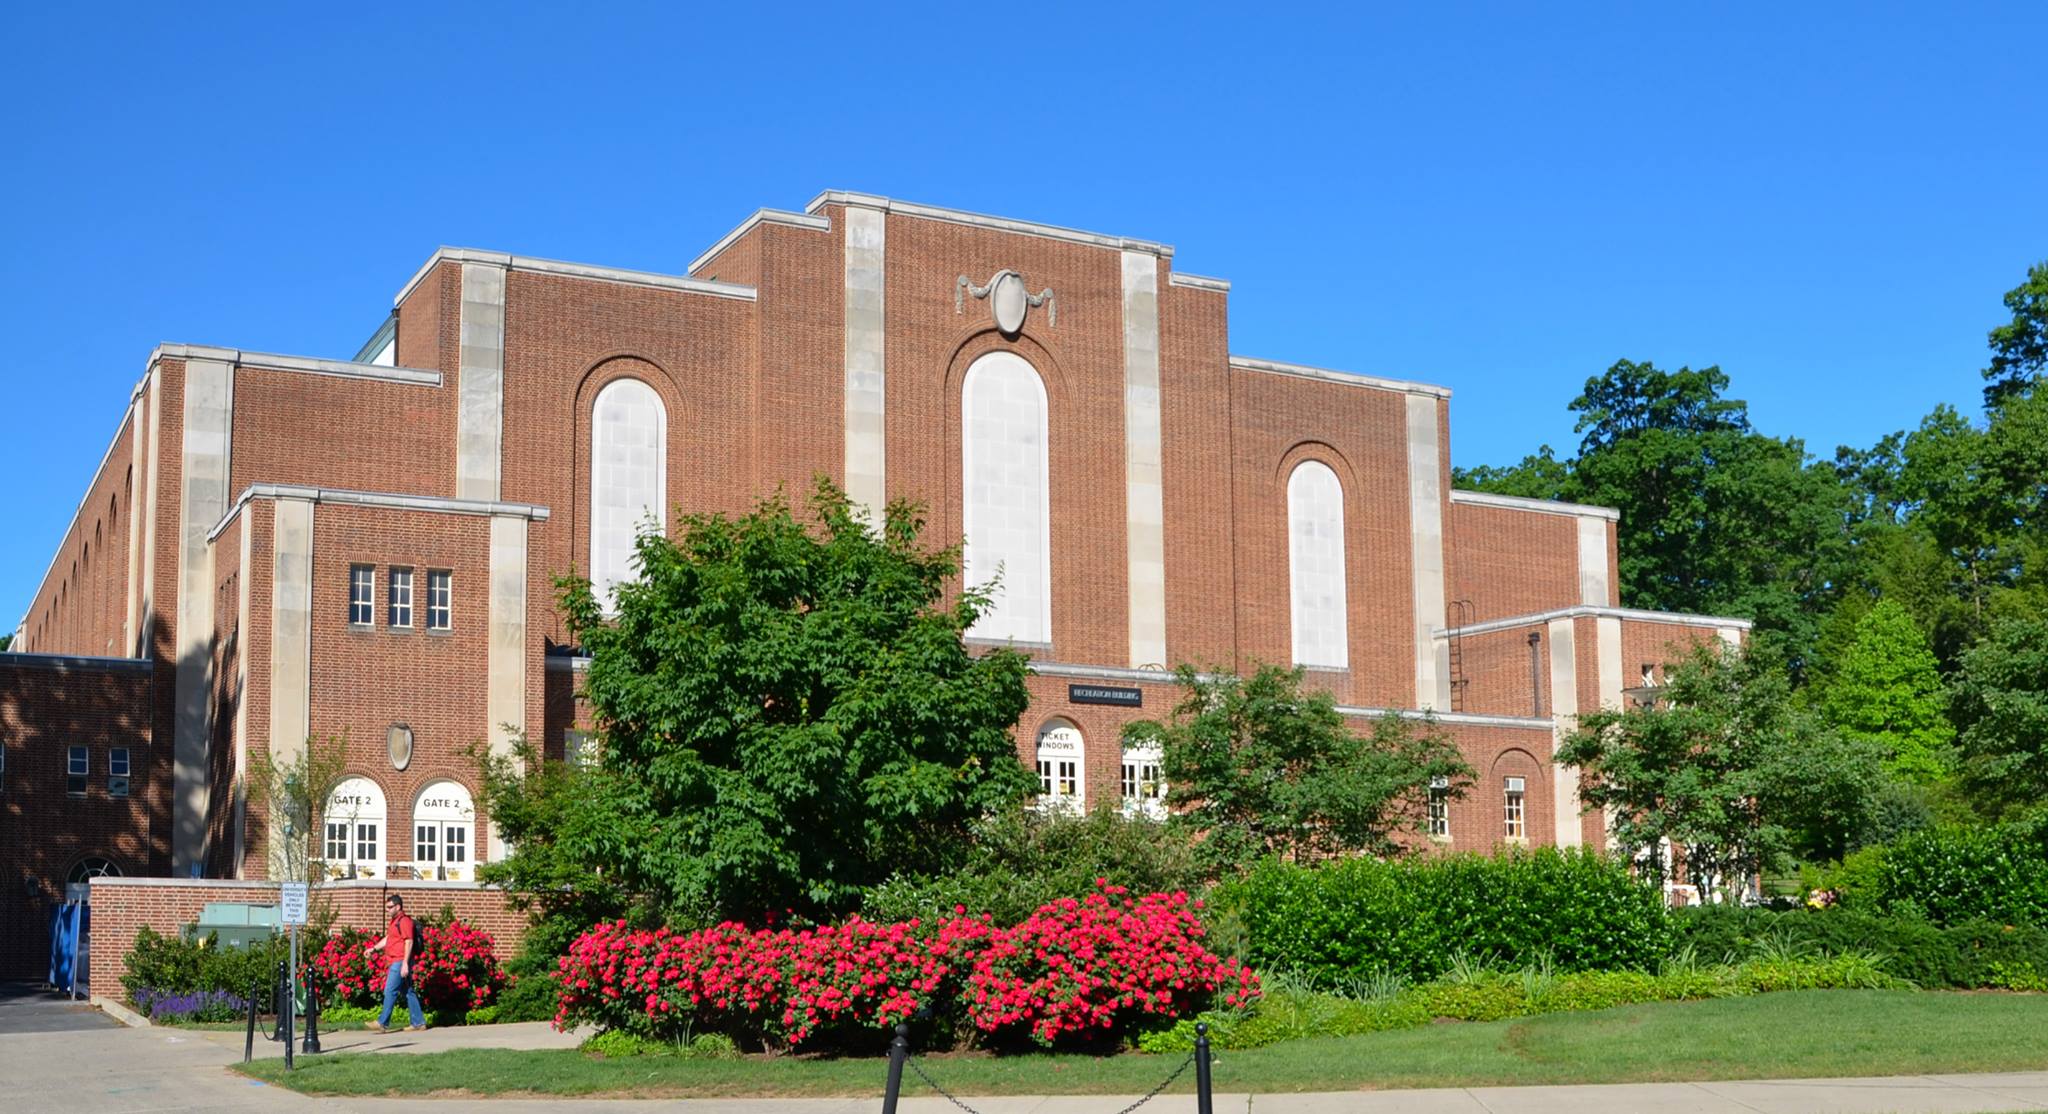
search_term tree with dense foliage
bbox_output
[480,480,1038,926]
[1125,664,1472,878]
[1818,600,1953,785]
[0,633,11,651]
[1558,641,1886,901]
[1983,261,2048,411]
[1949,616,2048,819]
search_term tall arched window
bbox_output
[323,776,387,879]
[411,780,476,882]
[962,351,1051,644]
[590,379,667,611]
[1034,719,1084,814]
[1288,460,1349,669]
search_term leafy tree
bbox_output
[1452,444,1570,500]
[484,479,1039,926]
[1125,664,1473,878]
[1950,616,2048,819]
[1818,600,1954,785]
[1558,641,1886,901]
[246,733,350,884]
[1983,261,2048,411]
[0,633,11,651]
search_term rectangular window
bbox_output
[109,748,130,797]
[1037,759,1078,800]
[355,822,379,864]
[415,823,438,863]
[1428,775,1450,839]
[1504,776,1526,840]
[426,570,452,631]
[1120,760,1165,819]
[389,567,414,628]
[564,730,590,769]
[443,825,467,865]
[68,746,88,796]
[324,821,349,862]
[349,565,375,626]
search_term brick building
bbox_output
[4,192,1746,968]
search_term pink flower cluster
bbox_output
[309,919,509,1013]
[555,883,1259,1047]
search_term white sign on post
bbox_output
[281,882,309,926]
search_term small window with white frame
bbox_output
[1033,720,1084,814]
[1428,775,1450,839]
[389,567,414,628]
[348,565,375,626]
[1119,742,1165,820]
[67,746,88,796]
[427,570,452,631]
[109,748,130,797]
[1504,776,1526,840]
[324,820,349,862]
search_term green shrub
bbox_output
[121,927,287,1008]
[579,1029,744,1058]
[1672,906,2048,989]
[465,1005,501,1025]
[321,1004,378,1026]
[490,971,562,1024]
[1869,819,2048,926]
[1220,849,1668,983]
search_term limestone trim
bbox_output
[1577,516,1613,607]
[1121,251,1168,669]
[1229,357,1453,399]
[1166,272,1230,292]
[148,345,441,387]
[842,206,888,524]
[485,515,529,862]
[395,247,759,307]
[1449,489,1620,522]
[1547,617,1582,848]
[458,263,507,502]
[805,190,1175,258]
[265,496,314,876]
[124,391,146,655]
[231,512,253,877]
[1022,659,1552,731]
[0,651,153,673]
[208,484,551,543]
[1406,395,1447,710]
[1434,605,1756,640]
[173,357,235,874]
[688,208,832,275]
[140,372,162,657]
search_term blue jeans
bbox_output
[379,961,424,1028]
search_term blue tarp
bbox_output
[47,902,88,992]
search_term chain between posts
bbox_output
[883,1019,1213,1114]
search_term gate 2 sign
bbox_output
[1068,684,1143,708]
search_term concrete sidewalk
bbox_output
[6,1008,2046,1113]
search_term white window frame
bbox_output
[348,565,375,627]
[1033,720,1084,814]
[589,378,668,613]
[388,567,414,629]
[324,776,387,878]
[67,746,88,796]
[1119,745,1166,821]
[323,821,349,863]
[1428,775,1450,840]
[411,780,476,881]
[1504,775,1527,841]
[109,748,130,797]
[426,570,452,631]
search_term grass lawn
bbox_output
[237,990,2048,1098]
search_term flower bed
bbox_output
[132,987,252,1023]
[307,917,510,1015]
[556,884,1259,1050]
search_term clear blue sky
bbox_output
[4,3,2043,629]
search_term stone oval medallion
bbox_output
[991,270,1028,335]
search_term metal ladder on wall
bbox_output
[1446,599,1474,712]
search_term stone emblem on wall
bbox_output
[388,723,414,771]
[958,269,1055,336]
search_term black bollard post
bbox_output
[270,961,288,1042]
[880,1021,909,1114]
[1194,1021,1215,1114]
[301,979,322,1054]
[243,981,259,1064]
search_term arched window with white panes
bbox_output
[962,351,1051,644]
[1287,460,1349,669]
[1034,719,1084,814]
[323,776,386,879]
[411,780,476,881]
[590,378,667,611]
[1120,740,1166,820]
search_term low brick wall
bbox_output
[88,876,528,999]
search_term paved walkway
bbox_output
[1,998,2044,1113]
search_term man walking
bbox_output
[363,893,426,1032]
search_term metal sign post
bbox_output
[281,883,308,1071]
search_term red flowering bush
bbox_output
[308,918,509,1013]
[555,883,1258,1050]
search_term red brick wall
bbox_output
[229,365,453,499]
[17,404,139,658]
[1447,502,1579,625]
[87,877,527,996]
[0,658,155,976]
